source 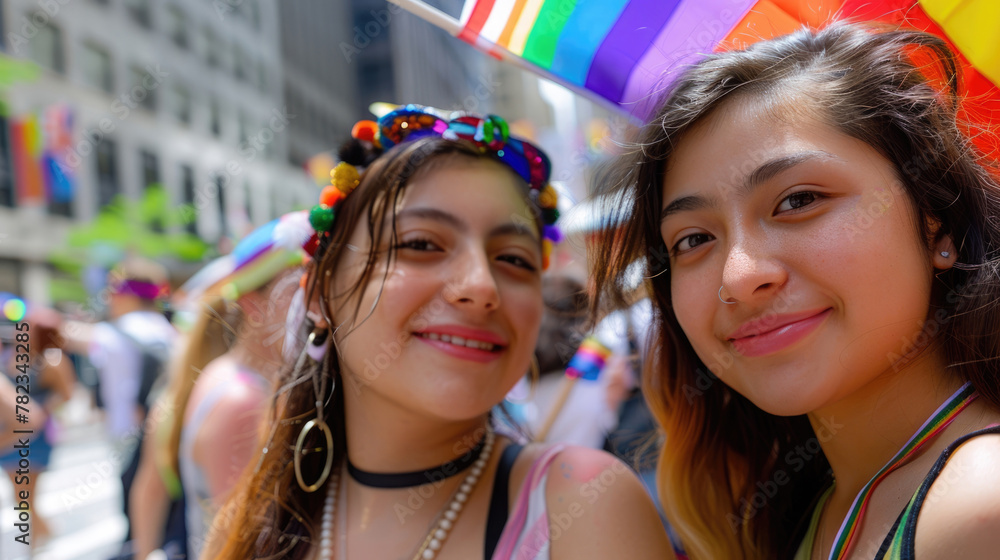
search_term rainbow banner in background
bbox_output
[452,0,999,150]
[565,335,612,381]
[9,105,76,206]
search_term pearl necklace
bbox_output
[318,429,496,560]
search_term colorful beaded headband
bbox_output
[308,104,563,269]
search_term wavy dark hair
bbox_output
[204,136,544,560]
[592,21,1000,559]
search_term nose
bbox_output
[444,248,500,312]
[720,236,787,305]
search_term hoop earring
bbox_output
[293,329,336,493]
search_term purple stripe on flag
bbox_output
[583,0,681,105]
[621,0,757,118]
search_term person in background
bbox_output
[1,312,77,546]
[131,211,312,560]
[514,274,621,448]
[61,257,177,553]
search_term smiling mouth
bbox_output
[414,332,502,352]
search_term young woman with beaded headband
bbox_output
[206,104,673,560]
[592,21,1000,560]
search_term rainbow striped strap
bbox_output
[828,382,978,560]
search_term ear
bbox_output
[927,217,957,270]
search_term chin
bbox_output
[724,368,832,418]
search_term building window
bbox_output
[0,117,13,207]
[130,65,157,112]
[247,0,261,30]
[208,98,221,138]
[243,180,253,226]
[215,174,228,239]
[204,27,220,68]
[238,112,250,145]
[95,138,119,209]
[125,0,152,28]
[173,85,192,125]
[28,23,64,74]
[256,61,267,93]
[270,184,280,219]
[81,42,114,93]
[233,45,247,82]
[181,164,196,234]
[140,149,162,230]
[140,149,159,189]
[167,6,189,49]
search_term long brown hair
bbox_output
[592,22,1000,559]
[205,137,543,559]
[158,295,233,484]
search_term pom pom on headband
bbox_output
[307,103,563,268]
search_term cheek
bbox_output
[671,273,715,348]
[504,283,543,343]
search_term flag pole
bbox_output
[386,0,634,117]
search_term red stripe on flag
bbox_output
[458,0,497,44]
[841,0,1000,160]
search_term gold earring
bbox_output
[293,330,335,493]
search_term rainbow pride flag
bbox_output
[412,0,998,130]
[565,335,612,381]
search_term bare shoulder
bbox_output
[915,432,1000,559]
[538,445,674,560]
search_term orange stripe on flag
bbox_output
[770,0,843,28]
[716,0,807,52]
[497,0,529,49]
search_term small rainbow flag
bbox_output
[393,0,999,143]
[565,335,611,381]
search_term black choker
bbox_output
[346,434,489,489]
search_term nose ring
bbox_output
[719,286,736,305]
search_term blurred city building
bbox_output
[0,0,316,303]
[0,0,616,306]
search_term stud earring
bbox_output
[941,251,950,258]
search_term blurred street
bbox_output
[1,388,127,560]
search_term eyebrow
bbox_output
[660,150,837,222]
[396,207,540,241]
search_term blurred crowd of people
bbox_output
[1,209,657,559]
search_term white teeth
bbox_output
[419,332,497,352]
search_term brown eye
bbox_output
[776,191,819,213]
[674,233,713,253]
[397,239,440,252]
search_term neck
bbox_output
[809,349,962,497]
[343,393,490,476]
